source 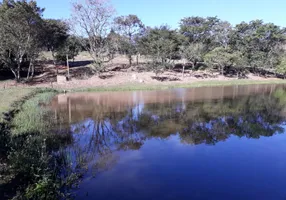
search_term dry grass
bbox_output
[41,51,153,65]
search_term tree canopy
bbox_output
[1,0,286,80]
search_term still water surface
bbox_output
[51,84,286,200]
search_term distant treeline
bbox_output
[1,0,286,81]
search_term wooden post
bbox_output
[182,60,185,77]
[136,54,139,65]
[68,97,71,124]
[66,54,70,80]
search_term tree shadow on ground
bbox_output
[0,69,43,81]
[99,74,114,79]
[151,76,181,82]
[70,60,93,68]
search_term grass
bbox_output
[10,89,58,135]
[0,88,33,123]
[69,79,286,92]
[0,87,58,134]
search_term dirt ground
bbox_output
[0,53,283,90]
[0,69,281,90]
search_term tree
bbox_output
[213,21,232,48]
[204,47,245,77]
[179,16,221,50]
[106,29,121,59]
[230,20,286,71]
[55,36,81,78]
[114,14,144,66]
[276,56,286,78]
[70,0,115,74]
[139,25,182,74]
[0,0,44,81]
[56,36,81,62]
[179,42,205,69]
[43,19,69,74]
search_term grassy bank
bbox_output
[11,90,58,135]
[0,88,73,200]
[70,79,286,92]
[0,88,32,120]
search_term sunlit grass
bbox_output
[70,79,286,92]
[11,90,57,135]
[0,88,32,115]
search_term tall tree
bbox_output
[70,0,115,74]
[43,19,69,74]
[179,16,220,50]
[230,20,286,71]
[0,0,44,81]
[179,43,205,69]
[55,35,81,78]
[204,47,245,76]
[114,14,144,66]
[139,25,182,70]
[213,20,232,48]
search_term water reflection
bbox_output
[50,84,286,199]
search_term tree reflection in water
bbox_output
[50,85,286,179]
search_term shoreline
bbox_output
[2,77,286,92]
[67,79,286,92]
[1,79,285,116]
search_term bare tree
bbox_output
[70,0,115,74]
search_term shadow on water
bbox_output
[48,84,286,200]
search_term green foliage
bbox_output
[55,36,81,62]
[205,47,241,67]
[43,19,69,64]
[179,43,205,67]
[204,47,245,75]
[139,25,182,73]
[276,56,286,76]
[180,16,226,50]
[230,20,286,69]
[114,15,144,65]
[0,0,44,80]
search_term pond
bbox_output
[50,84,286,200]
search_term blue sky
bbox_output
[37,0,286,28]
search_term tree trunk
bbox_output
[51,50,58,75]
[16,62,21,82]
[182,60,186,77]
[136,54,139,66]
[221,65,224,76]
[27,62,31,79]
[128,54,132,67]
[31,62,35,77]
[10,68,17,81]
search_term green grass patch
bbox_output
[0,88,33,115]
[11,89,58,135]
[69,79,286,93]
